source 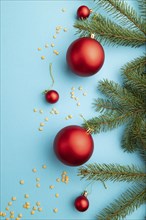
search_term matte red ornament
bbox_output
[77,5,91,19]
[74,191,89,212]
[66,37,105,77]
[45,90,59,104]
[53,125,94,166]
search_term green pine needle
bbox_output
[78,163,146,183]
[95,0,146,34]
[97,184,146,220]
[74,14,146,47]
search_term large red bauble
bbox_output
[74,195,89,212]
[53,125,94,166]
[77,5,91,19]
[45,90,59,104]
[66,37,105,77]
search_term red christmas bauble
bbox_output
[53,125,94,166]
[66,37,105,77]
[77,5,91,19]
[45,90,59,104]
[74,192,89,212]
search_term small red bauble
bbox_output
[74,191,89,212]
[77,5,91,19]
[53,125,94,166]
[45,90,59,104]
[66,37,105,77]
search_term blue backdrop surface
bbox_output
[1,0,145,219]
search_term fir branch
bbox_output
[83,112,132,134]
[78,163,146,183]
[122,55,146,74]
[74,14,146,47]
[98,79,145,112]
[95,0,146,34]
[97,184,146,220]
[138,0,146,21]
[93,98,122,113]
[122,118,146,153]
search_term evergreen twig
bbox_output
[74,14,146,47]
[97,184,146,220]
[95,0,146,34]
[78,164,146,183]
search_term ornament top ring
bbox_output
[66,37,105,77]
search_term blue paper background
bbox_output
[1,0,145,219]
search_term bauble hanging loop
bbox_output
[43,63,59,104]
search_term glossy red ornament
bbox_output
[74,191,89,212]
[45,90,59,104]
[66,37,105,77]
[53,125,94,166]
[77,5,91,19]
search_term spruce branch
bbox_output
[138,0,146,21]
[97,184,146,220]
[83,112,132,134]
[122,55,146,74]
[93,98,122,114]
[78,163,146,183]
[95,0,146,34]
[74,14,146,47]
[98,79,145,112]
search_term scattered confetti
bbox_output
[10,215,14,218]
[51,43,55,47]
[40,122,45,127]
[53,35,56,39]
[61,8,66,12]
[11,197,16,201]
[68,115,73,119]
[44,117,49,121]
[8,202,12,206]
[0,212,2,216]
[39,109,43,114]
[2,212,6,217]
[77,102,81,106]
[36,202,41,206]
[63,28,68,32]
[78,86,83,90]
[19,180,24,185]
[32,168,37,173]
[31,210,35,215]
[83,92,87,96]
[55,193,59,198]
[10,211,14,215]
[36,183,40,188]
[41,56,45,60]
[50,185,54,189]
[71,87,75,90]
[38,48,42,51]
[33,108,37,112]
[56,178,60,182]
[16,218,20,220]
[53,50,59,55]
[74,97,79,101]
[36,178,40,182]
[38,207,43,212]
[18,213,22,218]
[45,43,49,48]
[5,207,9,211]
[38,127,43,131]
[42,164,47,169]
[33,206,37,211]
[53,208,58,213]
[24,194,29,198]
